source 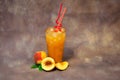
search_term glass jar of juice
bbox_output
[45,27,66,62]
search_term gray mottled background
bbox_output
[0,0,120,80]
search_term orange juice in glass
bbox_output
[46,27,66,62]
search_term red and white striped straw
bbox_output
[57,8,67,27]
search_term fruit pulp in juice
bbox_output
[46,27,66,62]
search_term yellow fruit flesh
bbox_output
[41,57,55,71]
[56,61,69,70]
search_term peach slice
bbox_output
[41,57,55,71]
[56,61,69,70]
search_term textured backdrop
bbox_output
[0,0,120,80]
